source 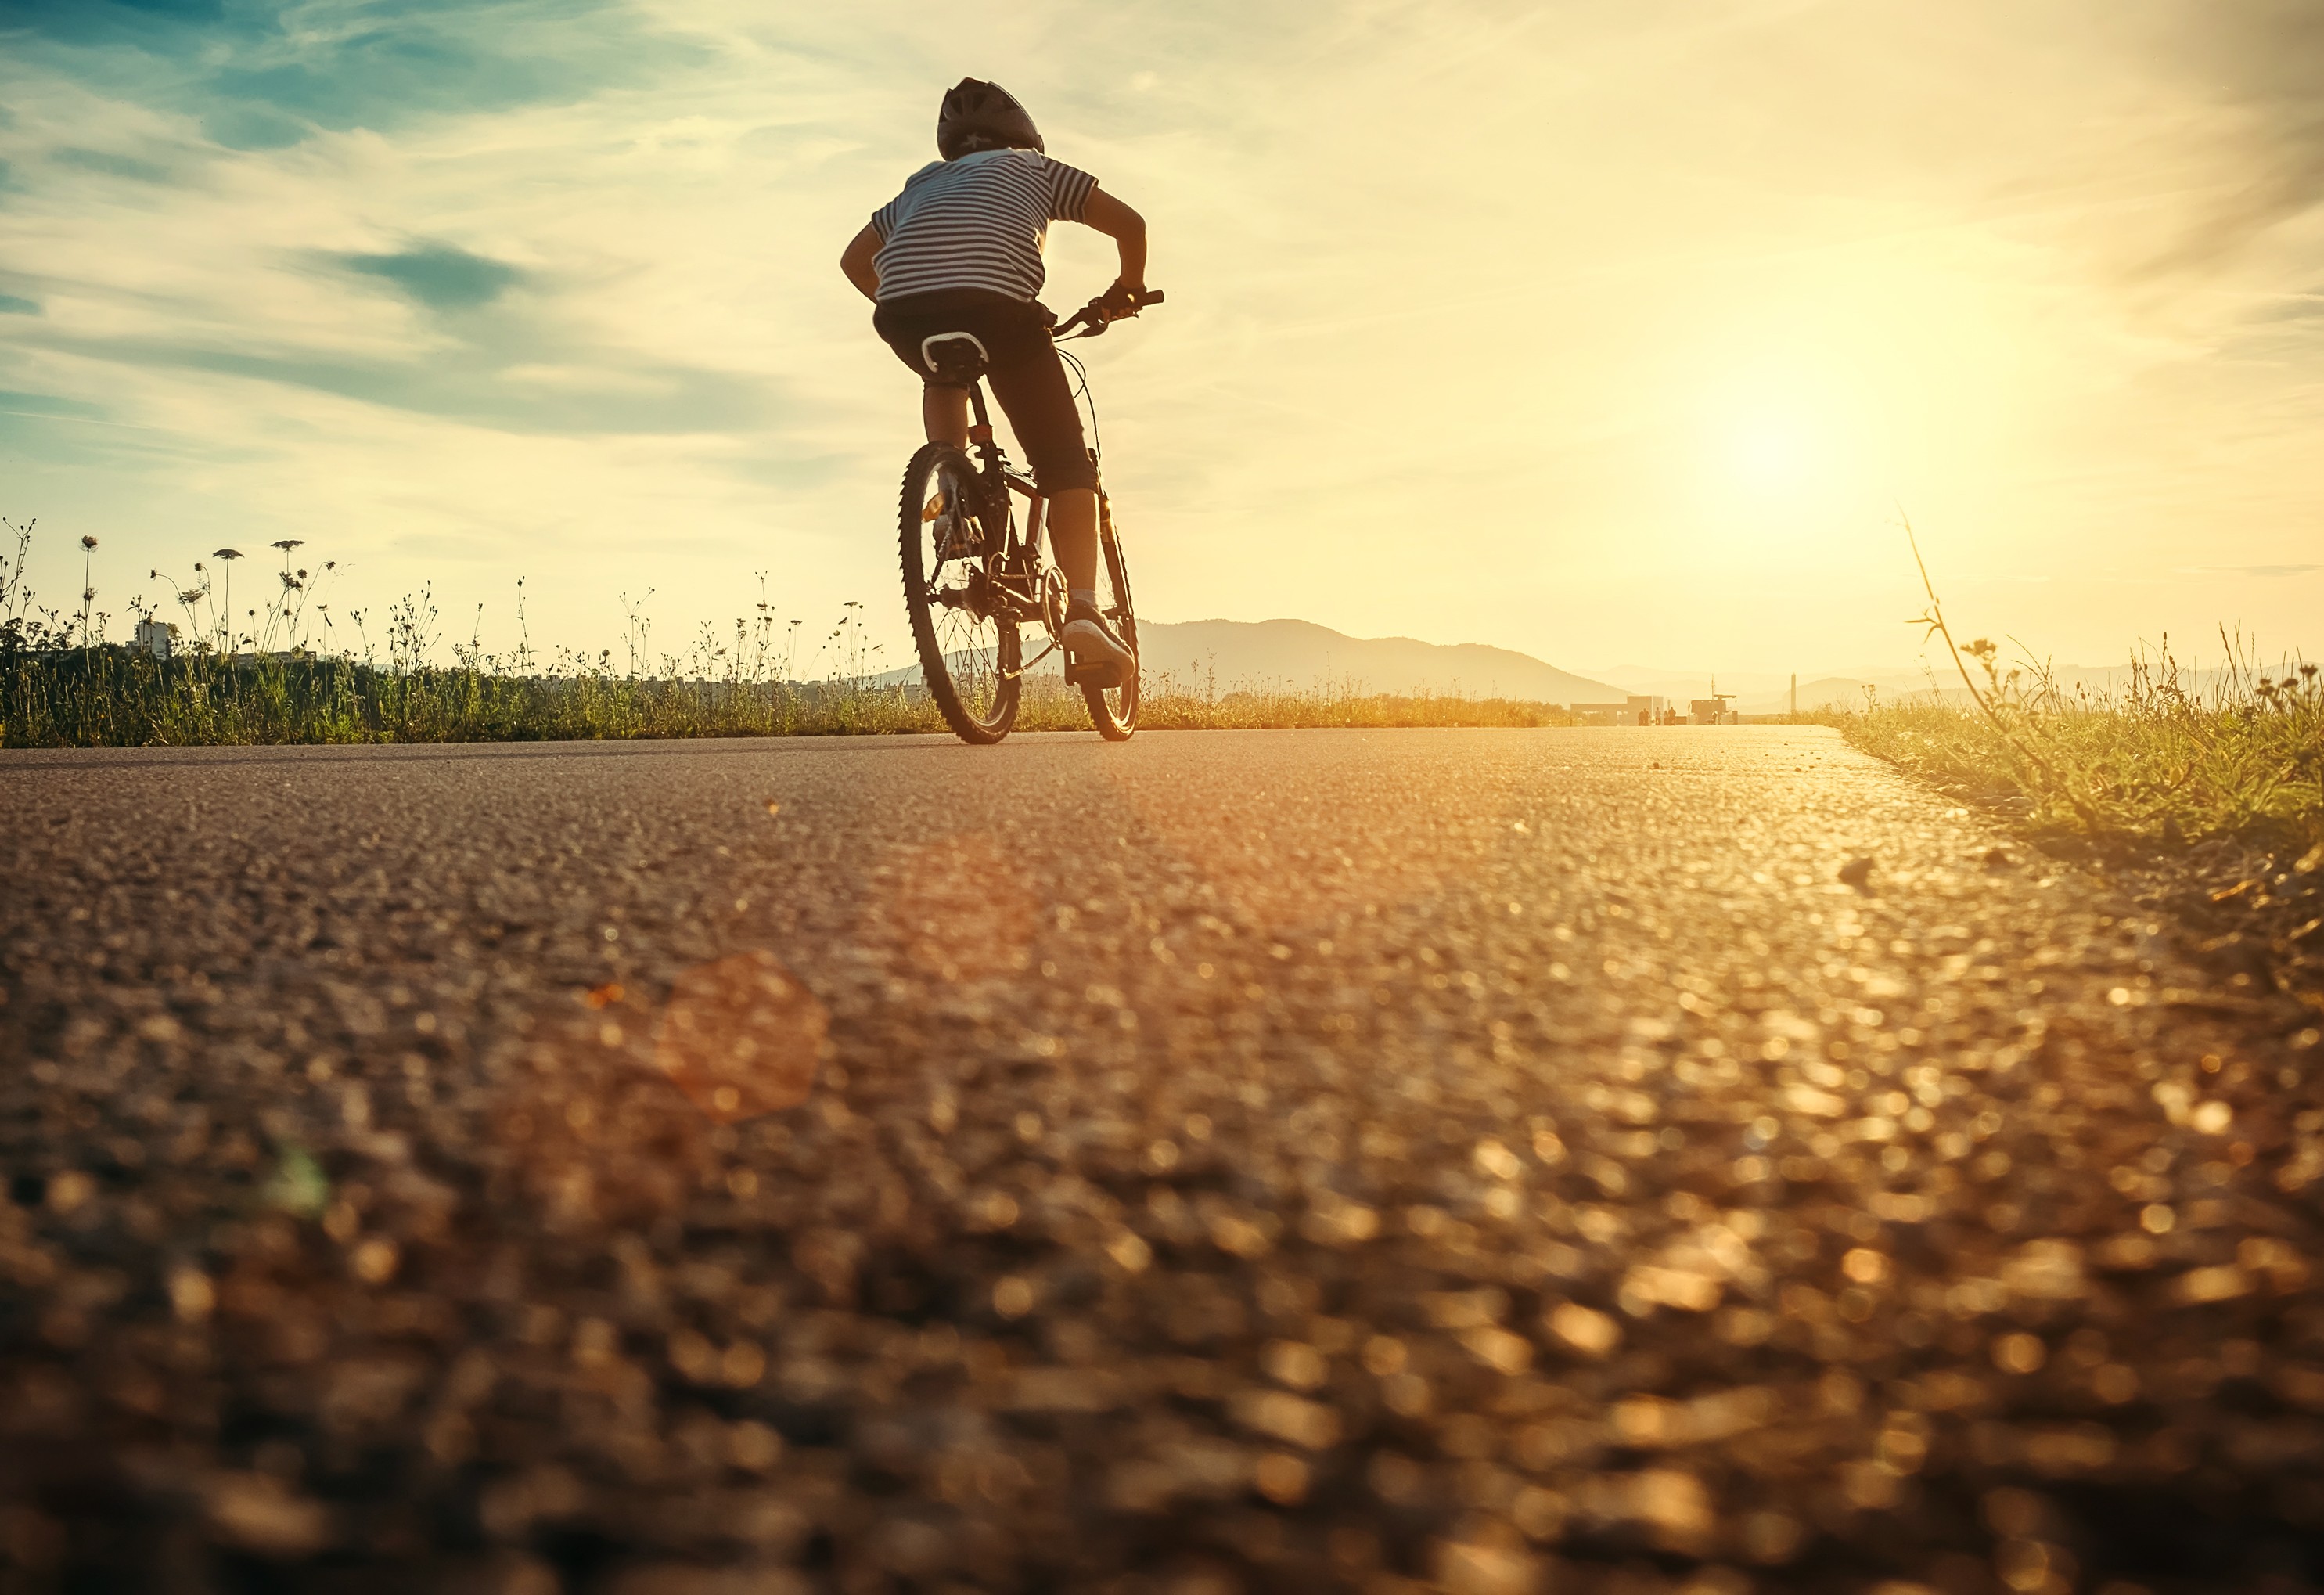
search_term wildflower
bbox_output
[81,534,98,549]
[272,539,304,551]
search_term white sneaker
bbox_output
[1062,600,1133,686]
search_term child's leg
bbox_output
[923,385,970,448]
[983,332,1100,592]
[1045,490,1099,592]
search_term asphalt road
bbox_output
[5,726,2323,1595]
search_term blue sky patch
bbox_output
[0,0,228,46]
[53,146,174,183]
[0,387,106,419]
[4,0,709,145]
[340,244,523,312]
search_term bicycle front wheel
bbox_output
[898,442,1020,744]
[1083,490,1139,740]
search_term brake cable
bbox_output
[1056,343,1100,466]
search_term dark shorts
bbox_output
[872,288,1097,493]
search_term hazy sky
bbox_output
[2,0,2320,677]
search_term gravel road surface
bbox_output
[5,726,2324,1595]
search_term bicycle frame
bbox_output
[952,376,1089,679]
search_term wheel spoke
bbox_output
[901,442,1020,742]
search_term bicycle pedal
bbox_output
[1064,654,1126,688]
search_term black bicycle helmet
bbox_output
[937,77,1043,160]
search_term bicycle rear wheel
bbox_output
[898,442,1020,744]
[1082,491,1139,740]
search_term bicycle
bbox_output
[895,288,1162,745]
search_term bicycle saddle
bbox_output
[918,331,991,383]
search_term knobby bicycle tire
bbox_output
[1082,495,1139,740]
[898,442,1020,744]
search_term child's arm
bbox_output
[840,223,881,302]
[1080,188,1147,299]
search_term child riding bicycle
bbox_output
[840,77,1148,683]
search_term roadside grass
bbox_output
[1,649,922,745]
[1111,677,1571,733]
[0,649,1575,748]
[0,517,1574,747]
[1822,653,2324,1017]
[1819,526,2324,863]
[1822,639,2324,862]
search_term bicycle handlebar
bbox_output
[1054,287,1165,340]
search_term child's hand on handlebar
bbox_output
[1057,285,1164,338]
[1099,281,1166,320]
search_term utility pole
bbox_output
[1790,673,1797,718]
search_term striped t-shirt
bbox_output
[869,148,1099,304]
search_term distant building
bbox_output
[133,619,176,661]
[1570,694,1669,726]
[1688,697,1738,725]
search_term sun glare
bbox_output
[1726,410,1817,493]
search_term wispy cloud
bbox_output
[0,387,103,420]
[334,243,523,312]
[20,328,776,434]
[51,146,174,183]
[2175,564,2322,578]
[2132,3,2324,277]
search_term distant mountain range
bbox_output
[1130,619,1627,703]
[871,618,1621,703]
[882,617,2283,713]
